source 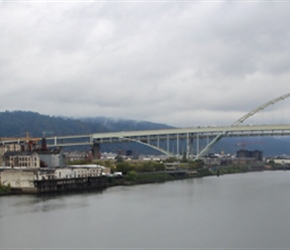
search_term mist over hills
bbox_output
[0,111,107,137]
[0,111,172,155]
[81,117,173,132]
[0,111,171,137]
[1,111,290,157]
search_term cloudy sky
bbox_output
[1,1,290,127]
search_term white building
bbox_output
[101,152,117,160]
[54,164,108,179]
[269,158,290,165]
[0,164,110,190]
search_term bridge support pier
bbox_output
[186,133,190,160]
[91,143,101,160]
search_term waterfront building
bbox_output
[54,164,108,179]
[64,151,92,162]
[38,148,66,168]
[0,143,22,154]
[0,164,110,190]
[267,157,290,165]
[2,148,66,168]
[101,152,118,160]
[3,151,40,168]
[0,143,22,165]
[236,149,263,161]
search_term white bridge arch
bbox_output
[41,93,290,159]
[194,93,290,159]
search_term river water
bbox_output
[1,171,290,249]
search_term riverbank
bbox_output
[0,165,270,196]
[0,170,196,195]
[0,184,11,195]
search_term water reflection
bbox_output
[0,191,106,218]
[1,171,290,248]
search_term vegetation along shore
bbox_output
[1,157,282,196]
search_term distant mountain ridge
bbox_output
[0,111,172,138]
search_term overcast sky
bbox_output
[1,1,290,127]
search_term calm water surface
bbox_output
[1,171,290,249]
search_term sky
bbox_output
[1,0,290,127]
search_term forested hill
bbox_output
[0,111,172,138]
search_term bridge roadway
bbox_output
[45,124,290,150]
[2,93,290,158]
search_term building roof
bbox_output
[3,151,37,157]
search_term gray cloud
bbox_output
[1,2,290,127]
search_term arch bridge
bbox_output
[44,93,290,159]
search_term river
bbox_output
[1,171,290,249]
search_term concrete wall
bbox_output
[0,170,35,188]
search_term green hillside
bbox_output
[0,111,172,155]
[0,111,171,138]
[0,111,108,138]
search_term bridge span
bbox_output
[45,124,290,158]
[44,93,290,159]
[2,93,290,159]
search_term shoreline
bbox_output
[0,166,281,196]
